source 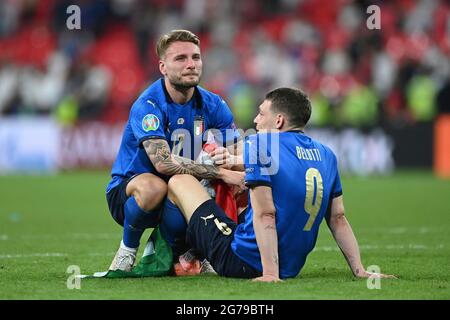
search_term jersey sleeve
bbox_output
[129,98,166,146]
[212,97,241,146]
[330,152,343,198]
[243,134,272,188]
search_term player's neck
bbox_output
[280,126,304,133]
[165,79,195,104]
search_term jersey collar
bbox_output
[160,78,203,109]
[286,129,304,134]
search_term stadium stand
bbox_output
[0,0,448,130]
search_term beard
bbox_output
[168,73,201,90]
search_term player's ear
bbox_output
[275,114,284,130]
[159,60,166,75]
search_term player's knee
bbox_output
[168,174,192,194]
[135,179,167,212]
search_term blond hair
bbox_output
[156,30,200,59]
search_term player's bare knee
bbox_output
[134,180,167,212]
[136,191,163,212]
[168,174,192,194]
[151,178,168,200]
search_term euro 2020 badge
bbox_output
[142,114,160,132]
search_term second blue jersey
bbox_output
[231,131,343,279]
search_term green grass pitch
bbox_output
[0,171,449,299]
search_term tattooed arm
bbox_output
[143,138,245,187]
[250,185,281,282]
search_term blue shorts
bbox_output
[105,175,136,226]
[186,199,261,279]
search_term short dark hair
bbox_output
[265,87,312,128]
[156,30,200,59]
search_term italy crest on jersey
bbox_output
[142,114,160,132]
[194,116,204,136]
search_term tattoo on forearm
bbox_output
[143,139,219,179]
[145,140,171,163]
[172,155,195,165]
[169,155,219,178]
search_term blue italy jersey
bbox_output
[106,79,239,193]
[231,131,342,279]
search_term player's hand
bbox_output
[209,147,231,166]
[355,270,397,279]
[252,275,282,283]
[220,169,246,190]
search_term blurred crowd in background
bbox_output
[0,0,449,130]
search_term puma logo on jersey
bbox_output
[200,214,215,226]
[146,100,157,108]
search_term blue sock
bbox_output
[123,196,160,249]
[159,198,188,256]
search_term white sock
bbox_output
[120,240,138,253]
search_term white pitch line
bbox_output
[0,253,68,259]
[0,252,117,259]
[20,233,120,240]
[313,244,445,252]
[0,243,445,260]
[356,227,446,234]
[386,227,407,234]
